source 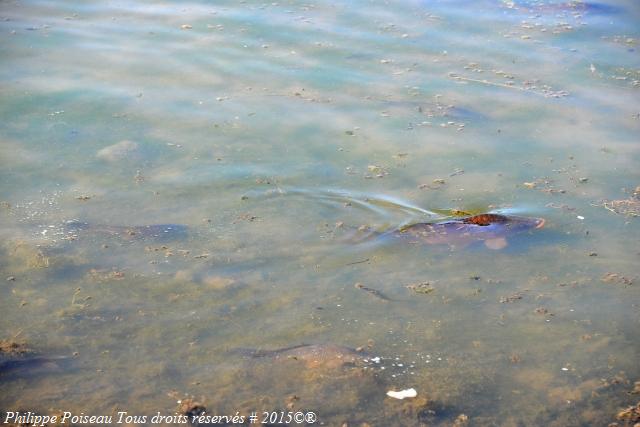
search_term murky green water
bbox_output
[1,0,639,425]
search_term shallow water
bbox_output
[1,0,639,425]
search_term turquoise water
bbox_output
[1,0,639,425]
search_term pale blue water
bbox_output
[1,1,639,425]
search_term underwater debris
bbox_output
[615,401,640,424]
[406,282,435,294]
[179,398,206,418]
[598,187,640,217]
[602,199,640,217]
[499,292,524,303]
[601,273,633,286]
[386,388,417,399]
